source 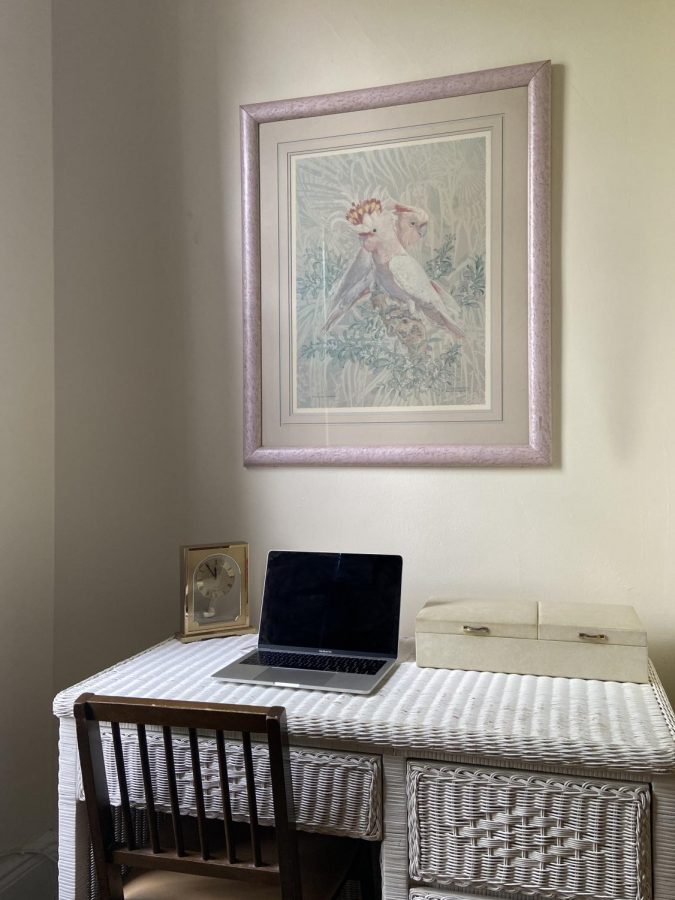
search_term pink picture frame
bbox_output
[241,61,551,466]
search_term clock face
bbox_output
[195,554,237,606]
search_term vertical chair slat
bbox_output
[110,721,135,851]
[188,727,210,860]
[74,698,125,899]
[137,724,161,853]
[242,730,263,866]
[267,711,302,900]
[162,725,185,857]
[216,730,237,863]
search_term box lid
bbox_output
[416,598,538,639]
[537,601,647,647]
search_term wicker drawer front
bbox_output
[81,730,382,840]
[407,762,651,899]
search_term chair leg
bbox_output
[360,841,381,900]
[334,841,380,900]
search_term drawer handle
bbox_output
[463,625,490,635]
[579,631,608,642]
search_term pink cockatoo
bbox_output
[323,200,430,332]
[327,198,465,340]
[392,202,429,249]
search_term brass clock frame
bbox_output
[177,542,252,642]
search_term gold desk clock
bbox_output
[177,542,252,642]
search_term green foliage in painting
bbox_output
[424,234,456,281]
[300,305,463,402]
[296,244,346,304]
[455,254,485,308]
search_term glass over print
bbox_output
[293,131,490,414]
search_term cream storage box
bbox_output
[415,599,648,682]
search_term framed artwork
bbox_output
[241,60,551,466]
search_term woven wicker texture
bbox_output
[651,777,675,899]
[407,763,652,899]
[54,635,675,772]
[409,891,505,900]
[77,728,382,839]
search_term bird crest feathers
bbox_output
[346,198,382,226]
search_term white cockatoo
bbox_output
[326,198,464,339]
[393,202,429,250]
[323,200,430,332]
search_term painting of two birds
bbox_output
[242,60,551,465]
[292,131,489,415]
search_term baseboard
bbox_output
[0,831,57,900]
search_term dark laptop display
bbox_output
[259,550,402,656]
[212,550,403,694]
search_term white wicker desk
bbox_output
[54,635,675,900]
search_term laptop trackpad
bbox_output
[259,668,335,687]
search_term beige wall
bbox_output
[53,1,189,688]
[0,0,54,849]
[53,0,675,701]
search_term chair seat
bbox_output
[124,831,360,900]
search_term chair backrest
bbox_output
[74,693,302,900]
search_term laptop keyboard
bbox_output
[242,650,385,676]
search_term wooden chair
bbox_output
[74,693,365,900]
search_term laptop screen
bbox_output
[259,551,402,658]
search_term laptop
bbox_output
[212,550,403,694]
